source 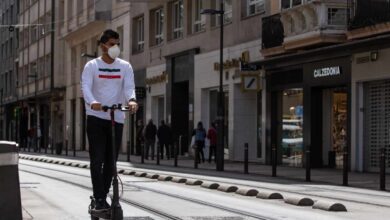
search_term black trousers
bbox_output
[159,142,170,159]
[87,116,123,200]
[209,145,216,163]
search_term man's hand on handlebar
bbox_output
[128,101,138,114]
[91,102,102,111]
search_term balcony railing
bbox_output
[349,0,390,30]
[61,0,112,38]
[261,0,349,57]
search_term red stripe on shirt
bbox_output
[99,75,121,79]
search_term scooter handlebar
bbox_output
[102,104,132,112]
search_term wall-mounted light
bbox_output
[370,51,379,61]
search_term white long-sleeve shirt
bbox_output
[81,57,136,124]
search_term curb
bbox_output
[201,182,220,189]
[256,191,283,200]
[284,196,314,206]
[313,201,347,212]
[217,185,238,193]
[171,177,187,183]
[134,172,147,177]
[123,170,136,175]
[146,173,159,179]
[157,175,173,181]
[185,179,203,186]
[235,188,259,197]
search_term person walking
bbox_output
[157,120,172,160]
[135,119,144,156]
[81,29,138,213]
[144,119,157,160]
[194,122,206,163]
[207,122,217,163]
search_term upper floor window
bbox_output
[281,0,313,9]
[248,0,265,16]
[328,8,348,26]
[212,0,232,27]
[192,0,205,33]
[133,16,144,52]
[117,26,124,53]
[154,8,164,45]
[172,0,184,39]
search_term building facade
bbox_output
[259,0,390,173]
[348,0,390,172]
[130,0,267,161]
[0,0,19,141]
[259,0,352,168]
[60,0,133,152]
[16,0,65,151]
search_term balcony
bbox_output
[60,0,112,39]
[348,0,390,40]
[261,0,349,57]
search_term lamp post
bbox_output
[201,1,225,171]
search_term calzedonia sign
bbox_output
[313,66,341,78]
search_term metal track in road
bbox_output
[20,167,181,220]
[20,161,275,220]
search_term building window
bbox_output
[192,0,205,33]
[172,0,184,39]
[137,17,144,51]
[212,0,232,27]
[117,26,124,53]
[31,24,38,42]
[30,62,37,83]
[155,8,164,45]
[281,0,314,9]
[133,16,144,53]
[248,0,265,16]
[328,8,348,26]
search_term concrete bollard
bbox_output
[235,188,259,197]
[312,201,347,212]
[256,191,283,200]
[284,196,314,206]
[0,141,23,220]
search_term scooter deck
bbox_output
[89,208,111,219]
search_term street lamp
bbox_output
[201,1,225,171]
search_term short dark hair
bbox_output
[98,29,119,45]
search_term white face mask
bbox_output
[108,45,120,59]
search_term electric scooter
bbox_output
[89,104,132,220]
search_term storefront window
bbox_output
[282,88,303,167]
[332,90,347,169]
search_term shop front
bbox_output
[266,57,351,168]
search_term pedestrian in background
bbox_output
[144,119,157,160]
[194,121,206,163]
[136,119,144,156]
[207,122,217,163]
[157,120,172,160]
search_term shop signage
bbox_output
[240,72,262,92]
[213,51,250,71]
[313,66,341,78]
[145,71,167,85]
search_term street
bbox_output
[19,154,390,220]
